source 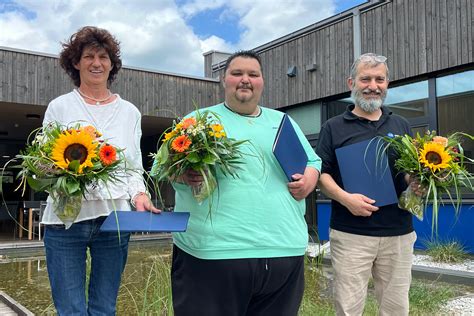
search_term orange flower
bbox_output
[171,135,192,152]
[181,117,197,129]
[99,144,117,166]
[82,125,101,139]
[433,136,448,147]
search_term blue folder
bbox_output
[100,211,190,233]
[272,114,308,182]
[335,138,398,207]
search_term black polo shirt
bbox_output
[316,105,414,237]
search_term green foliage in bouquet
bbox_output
[383,130,473,233]
[150,110,248,207]
[2,122,124,228]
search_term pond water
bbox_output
[1,239,473,315]
[0,239,173,315]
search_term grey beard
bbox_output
[351,89,385,113]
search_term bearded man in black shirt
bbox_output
[316,53,417,316]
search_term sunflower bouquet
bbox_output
[384,130,473,229]
[151,110,247,205]
[14,122,123,228]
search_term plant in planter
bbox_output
[424,240,468,263]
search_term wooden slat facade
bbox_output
[246,17,354,109]
[208,0,474,109]
[361,0,474,80]
[0,48,222,118]
[2,0,473,114]
[259,17,352,109]
[208,17,354,110]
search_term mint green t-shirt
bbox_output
[172,103,321,259]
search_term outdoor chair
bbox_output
[18,200,43,240]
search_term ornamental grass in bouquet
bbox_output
[8,123,123,228]
[151,110,247,207]
[384,130,473,231]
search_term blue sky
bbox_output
[187,7,242,45]
[0,0,366,76]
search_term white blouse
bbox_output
[41,90,147,224]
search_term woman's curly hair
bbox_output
[59,26,122,87]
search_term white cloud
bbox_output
[0,0,337,76]
[179,0,336,49]
[235,0,336,49]
[200,35,235,54]
[0,11,52,52]
[0,0,212,76]
[179,0,226,18]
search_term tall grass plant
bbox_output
[425,240,467,263]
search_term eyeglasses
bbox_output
[358,53,387,63]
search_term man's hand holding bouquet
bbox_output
[384,130,473,231]
[151,110,247,212]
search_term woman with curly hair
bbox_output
[42,26,160,315]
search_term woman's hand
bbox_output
[134,193,161,213]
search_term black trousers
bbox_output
[171,245,305,316]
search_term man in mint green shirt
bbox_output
[171,50,321,316]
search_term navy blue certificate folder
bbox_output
[272,114,308,182]
[100,211,190,233]
[335,138,398,207]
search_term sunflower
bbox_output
[99,144,117,166]
[171,135,192,152]
[419,141,452,172]
[51,129,98,173]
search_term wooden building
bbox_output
[205,0,473,143]
[0,47,221,239]
[203,0,474,229]
[1,0,473,239]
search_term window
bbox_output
[385,81,429,119]
[436,71,474,136]
[325,80,430,125]
[285,102,321,136]
[327,98,352,120]
[436,70,474,174]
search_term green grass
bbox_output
[299,277,456,316]
[408,280,455,315]
[109,248,460,315]
[299,263,458,316]
[117,254,173,315]
[299,257,333,315]
[424,240,468,263]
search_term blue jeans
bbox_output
[44,216,130,316]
